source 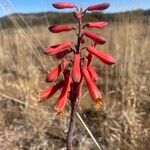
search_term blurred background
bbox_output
[0,0,149,150]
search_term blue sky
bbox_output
[0,0,150,17]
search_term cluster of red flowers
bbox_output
[38,2,116,113]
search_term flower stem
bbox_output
[66,83,77,150]
[67,9,83,150]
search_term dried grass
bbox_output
[0,2,149,149]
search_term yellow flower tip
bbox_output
[37,97,42,103]
[55,111,65,119]
[54,107,64,117]
[37,97,45,103]
[94,98,103,111]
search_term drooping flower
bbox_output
[87,53,98,81]
[84,31,106,44]
[37,80,65,102]
[54,70,72,112]
[82,60,103,108]
[49,25,73,33]
[87,45,116,65]
[46,59,69,82]
[43,41,72,56]
[52,2,75,9]
[86,3,110,11]
[71,54,81,83]
[87,65,99,81]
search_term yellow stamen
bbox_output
[94,98,103,111]
[56,111,65,119]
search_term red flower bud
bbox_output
[72,54,81,83]
[52,2,75,9]
[49,25,73,33]
[87,45,116,65]
[55,48,71,59]
[82,61,103,106]
[37,80,65,102]
[87,65,99,81]
[54,72,71,112]
[44,41,72,55]
[84,31,106,44]
[46,60,69,82]
[87,3,110,11]
[86,22,108,29]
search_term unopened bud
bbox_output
[49,25,73,33]
[52,2,75,9]
[44,41,72,56]
[87,45,116,65]
[87,3,110,11]
[84,31,106,45]
[86,22,108,29]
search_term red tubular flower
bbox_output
[52,2,75,9]
[37,80,65,102]
[71,54,81,83]
[87,53,98,81]
[85,22,108,29]
[49,25,73,33]
[55,48,71,59]
[54,71,71,112]
[82,61,103,107]
[77,76,83,105]
[87,3,110,11]
[87,45,116,65]
[87,65,99,81]
[43,41,72,55]
[84,31,106,44]
[46,60,69,82]
[46,65,61,82]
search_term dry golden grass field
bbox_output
[0,11,150,150]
